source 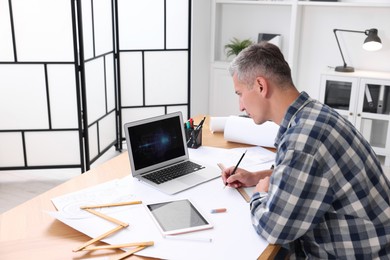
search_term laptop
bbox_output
[124,112,221,195]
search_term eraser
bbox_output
[210,208,227,214]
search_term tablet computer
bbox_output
[145,199,213,235]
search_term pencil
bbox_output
[73,225,125,252]
[218,162,251,202]
[80,200,142,209]
[110,246,147,260]
[81,241,154,251]
[84,208,129,227]
[224,150,247,188]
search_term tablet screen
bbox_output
[146,199,212,235]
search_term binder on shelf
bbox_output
[377,85,385,114]
[258,33,282,49]
[365,85,374,111]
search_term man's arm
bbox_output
[250,150,332,244]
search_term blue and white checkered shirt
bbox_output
[250,92,390,259]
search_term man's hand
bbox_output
[255,176,270,193]
[222,167,273,189]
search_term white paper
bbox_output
[50,175,269,260]
[190,147,275,200]
[224,116,279,147]
[209,116,228,132]
[189,146,275,170]
[51,178,139,219]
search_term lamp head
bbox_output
[333,28,383,73]
[363,28,382,51]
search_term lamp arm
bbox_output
[333,29,366,68]
[333,29,347,68]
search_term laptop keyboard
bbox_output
[143,161,205,184]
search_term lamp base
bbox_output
[335,65,354,73]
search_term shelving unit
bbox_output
[209,0,390,117]
[319,69,390,166]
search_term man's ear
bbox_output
[256,76,268,96]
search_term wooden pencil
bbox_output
[80,200,142,209]
[84,208,129,227]
[81,241,154,251]
[73,225,124,252]
[110,246,146,260]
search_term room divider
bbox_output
[0,0,191,172]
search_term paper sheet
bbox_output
[189,146,275,170]
[189,146,275,203]
[50,175,269,260]
[224,116,279,147]
[51,178,138,219]
[209,116,228,132]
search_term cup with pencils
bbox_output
[184,117,205,149]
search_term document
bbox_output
[50,175,269,259]
[189,146,275,170]
[209,116,228,132]
[224,116,278,147]
[209,116,279,147]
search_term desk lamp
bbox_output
[333,28,382,72]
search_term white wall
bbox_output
[190,0,212,117]
[294,5,390,99]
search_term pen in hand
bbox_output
[224,150,247,188]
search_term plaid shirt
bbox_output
[250,92,390,259]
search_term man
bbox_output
[222,42,390,258]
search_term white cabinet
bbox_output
[319,70,390,166]
[208,0,390,117]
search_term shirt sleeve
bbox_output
[250,149,333,244]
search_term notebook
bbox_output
[124,112,221,195]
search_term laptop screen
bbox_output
[127,115,186,171]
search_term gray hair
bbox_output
[228,42,294,88]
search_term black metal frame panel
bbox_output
[77,0,119,171]
[116,0,192,148]
[0,0,85,171]
[0,0,191,172]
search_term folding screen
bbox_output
[0,0,191,172]
[117,0,191,143]
[0,0,85,170]
[78,0,118,166]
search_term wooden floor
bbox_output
[0,148,122,214]
[1,148,390,214]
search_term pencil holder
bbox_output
[185,126,202,149]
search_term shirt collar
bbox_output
[274,91,310,147]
